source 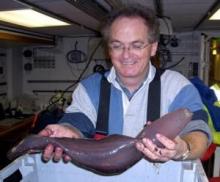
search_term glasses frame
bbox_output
[108,41,151,54]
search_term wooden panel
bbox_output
[0,31,54,45]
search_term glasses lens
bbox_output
[109,41,149,53]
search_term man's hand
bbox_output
[136,134,189,162]
[38,124,82,162]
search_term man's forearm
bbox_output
[181,131,209,160]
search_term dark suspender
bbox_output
[147,69,164,121]
[95,76,111,135]
[95,69,164,136]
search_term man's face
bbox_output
[108,17,158,80]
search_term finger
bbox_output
[141,137,176,161]
[141,138,168,158]
[155,154,170,162]
[63,154,72,163]
[142,138,158,153]
[38,129,49,136]
[156,147,177,160]
[136,141,158,160]
[53,147,63,162]
[39,127,53,136]
[155,133,176,150]
[155,134,179,158]
[152,148,171,161]
[137,142,169,161]
[136,139,161,160]
[42,144,54,161]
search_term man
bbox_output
[39,5,211,177]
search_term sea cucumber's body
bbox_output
[7,108,192,175]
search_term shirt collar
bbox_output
[107,61,156,94]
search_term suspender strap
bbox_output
[96,68,164,137]
[95,76,111,135]
[147,69,164,121]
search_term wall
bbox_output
[1,30,218,111]
[7,48,23,99]
[20,32,203,109]
[161,32,202,78]
[0,48,7,104]
[0,47,24,111]
[22,36,108,109]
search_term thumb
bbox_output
[38,127,53,137]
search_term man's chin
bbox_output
[119,73,138,79]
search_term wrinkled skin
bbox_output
[7,108,192,175]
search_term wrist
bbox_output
[173,139,191,161]
[180,140,191,160]
[181,140,191,160]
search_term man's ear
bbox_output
[150,42,158,57]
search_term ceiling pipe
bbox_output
[65,0,109,22]
[104,0,123,9]
[94,0,112,12]
[153,0,164,17]
[193,0,220,30]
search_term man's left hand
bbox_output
[136,134,189,162]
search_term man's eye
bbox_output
[112,45,122,49]
[132,44,143,49]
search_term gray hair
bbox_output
[101,5,160,43]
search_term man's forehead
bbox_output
[109,18,149,42]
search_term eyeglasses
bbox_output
[108,41,151,54]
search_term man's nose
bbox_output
[121,46,132,58]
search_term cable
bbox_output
[64,39,103,93]
[46,39,103,110]
[164,57,185,69]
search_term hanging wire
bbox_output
[46,39,103,110]
[164,57,185,69]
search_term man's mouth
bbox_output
[121,60,136,65]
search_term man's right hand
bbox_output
[38,124,82,162]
